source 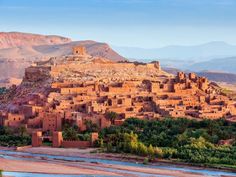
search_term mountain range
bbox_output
[189,57,236,74]
[113,42,236,74]
[113,41,236,61]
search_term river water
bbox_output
[1,149,236,177]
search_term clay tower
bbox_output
[73,46,87,55]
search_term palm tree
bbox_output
[105,111,118,124]
[18,125,27,137]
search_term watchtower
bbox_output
[73,46,86,55]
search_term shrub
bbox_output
[0,169,3,177]
[99,117,236,166]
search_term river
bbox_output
[1,149,236,177]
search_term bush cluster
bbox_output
[0,126,31,147]
[99,117,236,166]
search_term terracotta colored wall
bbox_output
[42,113,62,132]
[73,46,86,55]
[32,131,42,147]
[52,131,63,148]
[114,119,125,126]
[91,132,99,144]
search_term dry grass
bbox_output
[218,82,236,100]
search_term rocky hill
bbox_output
[0,32,71,48]
[0,49,167,110]
[1,51,235,121]
[0,32,126,86]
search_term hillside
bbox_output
[0,41,126,62]
[0,32,71,49]
[1,51,235,127]
[0,32,126,86]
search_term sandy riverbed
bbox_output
[0,146,235,177]
[17,146,236,172]
[0,158,119,176]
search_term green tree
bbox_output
[137,142,148,156]
[99,117,236,166]
[148,144,155,157]
[0,169,3,177]
[187,137,214,149]
[63,127,78,140]
[18,125,27,137]
[154,147,163,158]
[105,111,118,124]
[84,120,98,132]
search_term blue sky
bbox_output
[0,0,236,48]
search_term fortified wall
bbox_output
[23,66,51,82]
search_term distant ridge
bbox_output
[113,41,236,61]
[189,57,236,74]
[196,71,236,84]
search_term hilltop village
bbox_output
[0,46,236,136]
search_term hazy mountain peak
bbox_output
[113,41,236,61]
[202,41,230,45]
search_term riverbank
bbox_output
[0,158,119,176]
[1,146,236,177]
[15,146,236,173]
[1,146,233,177]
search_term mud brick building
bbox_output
[1,46,236,135]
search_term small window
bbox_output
[118,99,122,104]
